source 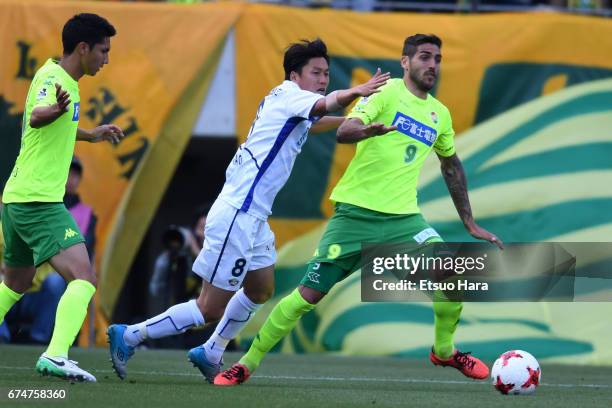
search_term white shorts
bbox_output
[192,199,276,291]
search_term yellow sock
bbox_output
[240,289,315,372]
[0,281,23,325]
[46,280,95,358]
[433,299,463,359]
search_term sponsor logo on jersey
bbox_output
[392,112,438,146]
[72,102,80,121]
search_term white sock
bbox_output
[203,289,261,364]
[124,299,204,347]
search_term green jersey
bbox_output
[3,59,80,203]
[330,78,455,214]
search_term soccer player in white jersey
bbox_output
[107,39,390,382]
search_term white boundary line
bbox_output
[0,365,610,389]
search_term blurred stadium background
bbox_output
[1,0,611,368]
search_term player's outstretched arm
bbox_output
[309,68,390,118]
[438,153,504,249]
[336,118,397,144]
[29,83,70,129]
[77,124,125,145]
[310,116,345,134]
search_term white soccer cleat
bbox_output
[35,353,97,382]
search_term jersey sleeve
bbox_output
[31,74,59,109]
[284,88,324,119]
[433,107,456,157]
[346,85,388,125]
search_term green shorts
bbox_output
[1,202,84,267]
[300,202,444,293]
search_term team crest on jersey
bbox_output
[352,97,369,114]
[36,88,47,100]
[392,112,438,146]
[431,111,438,124]
[72,102,80,121]
[270,86,284,97]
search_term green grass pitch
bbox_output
[0,345,610,407]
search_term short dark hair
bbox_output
[62,13,116,55]
[283,38,329,80]
[402,34,442,58]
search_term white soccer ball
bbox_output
[491,350,541,395]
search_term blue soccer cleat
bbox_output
[187,346,223,383]
[107,324,135,380]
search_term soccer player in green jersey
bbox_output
[0,14,123,382]
[215,34,504,386]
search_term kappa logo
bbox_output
[64,228,78,240]
[307,271,320,283]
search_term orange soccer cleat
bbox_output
[213,363,251,386]
[430,348,490,380]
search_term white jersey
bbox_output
[218,80,324,220]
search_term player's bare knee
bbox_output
[195,296,207,317]
[195,297,221,322]
[244,291,271,305]
[203,307,224,323]
[78,269,96,286]
[67,263,96,287]
[5,278,33,294]
[84,274,97,288]
[18,282,33,293]
[4,267,37,294]
[244,285,274,304]
[298,285,325,305]
[72,272,97,288]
